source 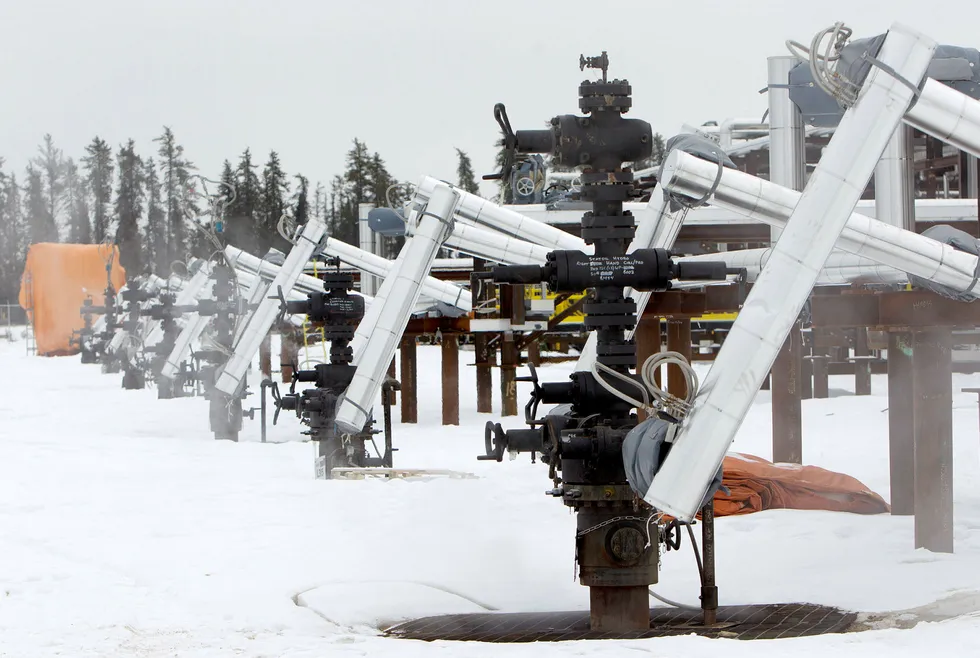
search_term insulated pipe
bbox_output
[660,150,980,297]
[335,183,459,434]
[647,23,938,522]
[768,56,807,242]
[215,216,329,396]
[875,125,915,230]
[412,176,587,251]
[142,268,211,349]
[319,236,471,312]
[405,214,550,266]
[678,248,906,285]
[905,77,980,160]
[104,274,173,354]
[224,246,378,306]
[358,203,378,296]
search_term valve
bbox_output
[516,363,544,426]
[478,421,508,461]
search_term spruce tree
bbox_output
[337,139,373,245]
[2,173,25,301]
[33,135,66,240]
[312,180,325,223]
[260,150,289,253]
[154,127,196,265]
[24,165,56,244]
[82,136,114,244]
[292,174,310,226]
[114,140,146,276]
[227,149,261,254]
[64,158,91,244]
[0,162,19,301]
[145,157,168,273]
[328,175,345,239]
[455,148,481,195]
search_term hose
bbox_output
[639,351,699,418]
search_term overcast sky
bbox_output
[4,0,980,198]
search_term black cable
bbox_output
[686,523,706,587]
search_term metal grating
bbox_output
[385,603,857,643]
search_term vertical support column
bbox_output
[472,257,493,414]
[501,333,518,417]
[700,501,718,626]
[259,333,272,379]
[636,316,662,421]
[768,56,807,465]
[527,339,541,367]
[386,358,397,405]
[967,152,979,199]
[666,319,692,399]
[772,320,804,464]
[888,331,915,516]
[357,203,378,296]
[854,327,872,396]
[399,336,418,424]
[441,334,459,426]
[875,125,916,230]
[811,347,830,399]
[767,55,807,244]
[912,329,954,553]
[474,334,493,413]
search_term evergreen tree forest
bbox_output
[0,133,425,303]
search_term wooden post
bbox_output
[260,333,272,379]
[666,319,692,399]
[888,332,915,516]
[772,320,804,465]
[400,336,418,424]
[386,358,397,405]
[854,327,872,396]
[474,333,493,413]
[441,335,459,426]
[472,256,493,414]
[635,316,662,421]
[811,345,830,399]
[501,333,519,417]
[527,339,541,367]
[912,329,954,552]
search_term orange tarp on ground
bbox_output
[18,243,127,356]
[713,453,890,516]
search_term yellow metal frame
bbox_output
[524,288,739,325]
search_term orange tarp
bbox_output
[18,243,127,356]
[713,453,890,516]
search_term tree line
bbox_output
[0,122,663,304]
[0,130,485,303]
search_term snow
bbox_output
[2,334,980,656]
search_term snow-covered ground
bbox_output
[2,333,980,656]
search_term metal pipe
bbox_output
[768,56,807,242]
[319,237,471,312]
[875,125,916,230]
[660,150,980,297]
[412,176,586,251]
[678,248,906,286]
[905,77,980,161]
[647,23,937,522]
[215,216,329,397]
[358,203,378,296]
[335,183,459,434]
